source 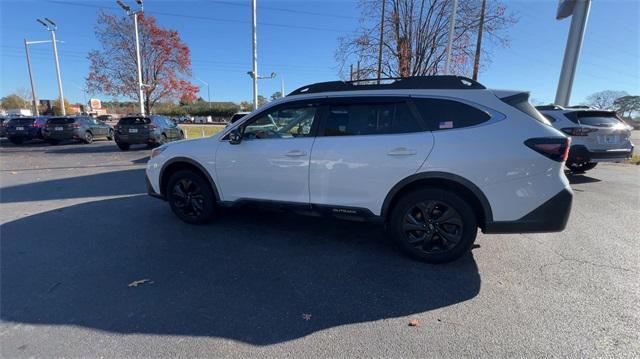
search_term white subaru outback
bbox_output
[146,76,573,263]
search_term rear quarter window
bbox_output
[412,98,491,130]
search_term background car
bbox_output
[4,116,48,144]
[114,115,184,151]
[539,107,634,173]
[43,116,114,145]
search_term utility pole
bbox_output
[555,0,591,106]
[37,18,65,115]
[280,78,285,98]
[117,0,145,115]
[376,0,386,83]
[349,64,354,81]
[356,61,360,81]
[24,39,39,116]
[443,0,458,75]
[251,0,258,110]
[472,0,486,81]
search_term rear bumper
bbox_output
[6,129,41,139]
[116,133,156,145]
[484,188,573,234]
[569,144,634,162]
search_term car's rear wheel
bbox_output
[389,188,477,263]
[116,141,130,151]
[8,136,23,145]
[167,170,216,224]
[83,131,93,144]
[566,161,597,173]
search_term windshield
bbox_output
[566,111,623,127]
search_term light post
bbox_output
[246,71,276,109]
[195,77,211,109]
[250,0,258,110]
[117,0,145,115]
[23,39,39,115]
[443,0,458,75]
[37,18,65,115]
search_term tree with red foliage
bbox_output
[86,12,199,114]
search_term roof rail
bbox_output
[535,104,565,111]
[287,75,486,96]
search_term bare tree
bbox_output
[336,0,517,80]
[585,90,629,110]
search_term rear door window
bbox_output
[412,98,491,130]
[324,99,423,136]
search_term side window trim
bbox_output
[316,96,427,137]
[409,95,505,131]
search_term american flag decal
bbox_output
[439,121,454,129]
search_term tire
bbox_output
[8,137,23,145]
[566,161,597,173]
[107,129,114,140]
[116,141,130,151]
[389,188,478,263]
[83,131,93,144]
[167,170,216,224]
[179,131,185,139]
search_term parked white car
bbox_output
[146,76,573,263]
[538,105,634,173]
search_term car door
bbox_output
[215,100,323,203]
[309,97,434,215]
[88,118,106,137]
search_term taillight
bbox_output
[147,123,157,129]
[561,127,597,136]
[525,137,571,162]
[72,123,81,128]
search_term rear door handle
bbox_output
[387,147,417,156]
[284,150,307,157]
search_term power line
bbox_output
[207,0,358,20]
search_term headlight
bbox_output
[150,146,167,158]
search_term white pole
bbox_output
[251,0,258,111]
[281,78,285,98]
[133,12,145,115]
[50,29,65,115]
[24,39,39,116]
[443,0,458,75]
[555,0,591,106]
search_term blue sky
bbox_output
[1,0,638,106]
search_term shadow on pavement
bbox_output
[567,174,602,184]
[0,168,146,203]
[45,142,146,154]
[0,195,481,345]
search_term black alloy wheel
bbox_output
[390,188,477,263]
[167,170,215,224]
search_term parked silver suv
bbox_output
[538,106,634,173]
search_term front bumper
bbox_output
[569,144,634,163]
[146,174,165,200]
[483,188,573,234]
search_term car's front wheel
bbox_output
[167,170,216,224]
[389,188,477,263]
[107,129,114,140]
[566,161,597,173]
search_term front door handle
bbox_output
[284,150,307,157]
[387,147,417,156]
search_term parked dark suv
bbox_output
[5,116,48,144]
[43,116,114,144]
[114,115,184,151]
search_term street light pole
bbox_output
[195,77,211,109]
[37,18,65,115]
[443,0,458,75]
[117,0,145,115]
[251,0,258,111]
[24,39,39,116]
[555,0,591,106]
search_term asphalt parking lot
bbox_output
[1,138,638,358]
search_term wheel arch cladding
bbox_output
[381,172,493,229]
[159,157,220,201]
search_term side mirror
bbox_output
[228,129,242,145]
